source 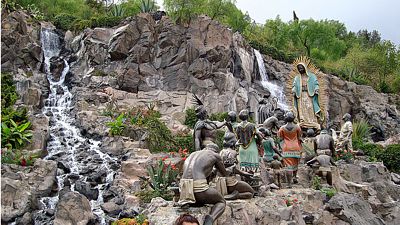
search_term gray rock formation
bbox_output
[1,159,57,223]
[53,191,95,225]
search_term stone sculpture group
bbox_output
[177,57,355,225]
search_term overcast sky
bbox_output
[236,0,400,45]
[155,0,400,45]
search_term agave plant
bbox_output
[140,0,155,13]
[110,4,125,17]
[352,119,370,141]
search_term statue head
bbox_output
[274,108,285,120]
[238,109,249,121]
[342,113,351,121]
[260,127,271,137]
[195,106,208,120]
[306,128,315,137]
[227,111,237,123]
[223,132,236,148]
[296,63,306,74]
[284,111,295,122]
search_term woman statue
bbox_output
[278,112,302,187]
[235,109,262,172]
[291,57,324,131]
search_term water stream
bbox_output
[254,49,288,111]
[34,27,117,225]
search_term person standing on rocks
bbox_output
[278,112,302,187]
[179,143,227,225]
[336,113,353,153]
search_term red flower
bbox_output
[20,158,27,166]
[182,157,187,161]
[162,156,168,161]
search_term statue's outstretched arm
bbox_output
[194,129,202,151]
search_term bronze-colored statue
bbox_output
[287,56,327,131]
[336,113,353,153]
[235,109,262,172]
[179,144,227,225]
[302,129,316,161]
[306,154,336,186]
[192,95,226,151]
[263,108,286,135]
[314,129,335,156]
[257,92,277,124]
[270,155,283,188]
[220,134,255,200]
[260,128,282,163]
[278,112,302,187]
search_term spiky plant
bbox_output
[140,0,155,13]
[110,4,125,17]
[352,119,370,141]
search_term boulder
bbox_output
[54,191,95,225]
[109,23,141,60]
[326,192,385,225]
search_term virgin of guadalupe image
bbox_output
[286,56,327,131]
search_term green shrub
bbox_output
[357,142,383,161]
[377,144,400,173]
[109,4,125,17]
[91,15,122,28]
[72,19,93,31]
[321,188,337,199]
[184,108,197,128]
[111,214,148,225]
[53,13,77,30]
[106,113,126,135]
[173,134,194,153]
[1,73,18,108]
[209,112,228,122]
[312,176,321,190]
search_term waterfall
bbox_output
[254,49,288,111]
[34,28,117,225]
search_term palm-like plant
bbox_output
[110,4,125,17]
[1,119,32,149]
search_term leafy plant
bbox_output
[377,144,400,173]
[312,176,321,190]
[1,120,32,149]
[54,13,77,30]
[184,108,197,128]
[1,149,39,166]
[352,119,371,142]
[106,114,126,135]
[111,214,149,225]
[321,188,337,199]
[147,159,179,193]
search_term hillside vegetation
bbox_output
[3,0,400,93]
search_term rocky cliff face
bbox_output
[3,10,399,141]
[2,9,400,225]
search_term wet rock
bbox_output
[101,202,122,217]
[391,173,400,185]
[15,212,32,225]
[54,191,95,225]
[75,180,99,200]
[50,57,65,82]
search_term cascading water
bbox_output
[254,49,288,111]
[34,28,118,224]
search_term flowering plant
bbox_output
[335,149,353,161]
[284,197,301,207]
